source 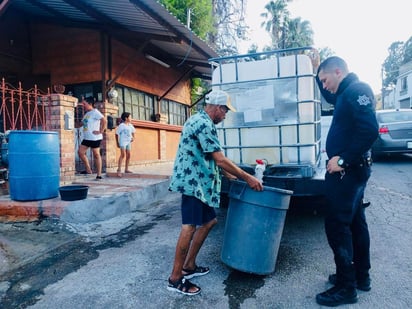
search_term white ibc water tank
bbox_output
[214,53,320,166]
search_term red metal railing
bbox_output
[0,78,51,132]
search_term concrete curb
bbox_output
[0,162,174,223]
[59,179,171,223]
[0,176,171,223]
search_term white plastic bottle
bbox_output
[254,159,266,182]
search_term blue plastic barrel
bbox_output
[8,131,60,201]
[1,141,8,166]
[221,180,293,275]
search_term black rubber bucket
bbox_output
[59,185,89,201]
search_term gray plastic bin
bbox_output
[221,180,293,275]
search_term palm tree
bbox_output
[261,1,314,50]
[260,0,291,49]
[281,17,313,49]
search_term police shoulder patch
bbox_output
[357,94,371,106]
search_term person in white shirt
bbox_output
[115,112,136,177]
[78,97,106,180]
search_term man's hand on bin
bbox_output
[212,152,264,192]
[245,174,264,191]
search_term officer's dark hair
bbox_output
[317,56,348,75]
[121,112,131,121]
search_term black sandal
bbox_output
[167,277,201,296]
[182,265,210,279]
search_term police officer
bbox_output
[315,56,379,307]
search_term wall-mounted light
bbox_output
[145,54,170,68]
[108,88,118,99]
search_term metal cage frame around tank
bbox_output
[209,47,322,180]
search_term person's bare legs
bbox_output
[117,148,126,177]
[125,149,132,173]
[92,147,102,177]
[78,145,92,173]
[170,225,196,280]
[183,218,217,271]
[170,218,217,284]
[168,224,201,294]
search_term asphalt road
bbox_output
[0,153,411,308]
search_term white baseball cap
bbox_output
[205,90,236,112]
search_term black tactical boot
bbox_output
[328,274,371,291]
[316,285,358,307]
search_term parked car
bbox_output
[371,109,412,160]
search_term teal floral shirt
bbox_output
[169,110,223,208]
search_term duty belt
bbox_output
[352,156,372,169]
[325,155,372,169]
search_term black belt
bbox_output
[325,156,372,169]
[349,156,372,169]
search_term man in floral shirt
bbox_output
[167,90,263,296]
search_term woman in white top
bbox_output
[78,97,106,180]
[115,112,136,177]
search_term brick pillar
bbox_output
[97,101,118,171]
[158,113,168,160]
[49,94,78,185]
[159,129,166,160]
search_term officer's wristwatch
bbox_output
[337,157,345,168]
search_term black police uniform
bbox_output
[319,73,379,289]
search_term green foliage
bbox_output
[318,47,334,61]
[402,37,412,65]
[190,78,204,101]
[381,36,412,88]
[190,77,209,113]
[282,17,313,48]
[260,0,290,49]
[158,0,213,39]
[383,41,406,87]
[247,44,259,54]
[159,0,214,108]
[260,0,313,50]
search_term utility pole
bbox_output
[187,8,191,29]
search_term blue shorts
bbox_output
[181,194,216,226]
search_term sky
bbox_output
[240,0,412,94]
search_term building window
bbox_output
[111,86,156,121]
[400,77,408,94]
[160,99,188,125]
[67,82,188,125]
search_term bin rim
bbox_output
[231,179,293,195]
